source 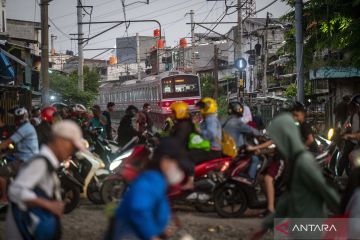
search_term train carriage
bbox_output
[97,71,201,127]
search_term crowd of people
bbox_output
[0,93,359,239]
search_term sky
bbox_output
[7,0,291,59]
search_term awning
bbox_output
[0,48,28,67]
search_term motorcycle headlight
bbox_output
[109,149,134,171]
[327,128,334,141]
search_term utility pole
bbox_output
[50,34,57,55]
[136,33,141,81]
[213,45,219,100]
[235,0,243,61]
[40,0,49,105]
[77,0,84,91]
[262,12,270,95]
[190,10,196,74]
[295,0,304,103]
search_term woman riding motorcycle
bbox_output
[223,102,263,180]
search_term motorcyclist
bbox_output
[117,105,140,146]
[223,102,263,181]
[0,107,39,202]
[343,94,360,170]
[0,107,13,140]
[193,97,222,161]
[36,106,60,146]
[169,101,196,189]
[88,105,108,139]
[291,102,318,154]
[338,95,360,176]
[30,106,41,127]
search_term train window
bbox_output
[162,75,200,99]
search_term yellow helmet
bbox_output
[170,101,190,120]
[196,97,218,115]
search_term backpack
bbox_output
[11,155,62,240]
[188,133,211,151]
[220,118,238,158]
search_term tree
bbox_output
[200,74,227,118]
[280,0,360,68]
[284,81,311,98]
[49,66,100,107]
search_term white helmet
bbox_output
[14,107,28,117]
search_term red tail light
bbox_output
[220,161,230,172]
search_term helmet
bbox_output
[14,107,28,117]
[351,94,360,107]
[228,102,244,116]
[196,97,218,115]
[41,106,57,123]
[170,101,189,120]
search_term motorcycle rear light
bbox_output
[220,161,230,173]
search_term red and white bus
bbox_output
[97,71,201,126]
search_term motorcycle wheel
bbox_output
[214,185,247,218]
[61,179,80,214]
[100,179,127,204]
[87,174,108,204]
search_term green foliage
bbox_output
[49,66,100,106]
[284,81,311,98]
[281,0,360,68]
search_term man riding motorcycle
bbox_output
[223,102,263,181]
[36,106,59,146]
[0,107,39,202]
[169,101,196,189]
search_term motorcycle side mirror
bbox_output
[254,138,259,145]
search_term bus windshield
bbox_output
[162,75,200,99]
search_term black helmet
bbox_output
[228,102,244,116]
[351,94,360,107]
[125,105,138,117]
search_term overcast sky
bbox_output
[7,0,291,59]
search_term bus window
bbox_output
[161,75,200,99]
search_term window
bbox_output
[161,75,200,99]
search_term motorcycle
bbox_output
[213,143,285,218]
[100,137,233,213]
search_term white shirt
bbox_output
[5,145,61,240]
[241,105,253,124]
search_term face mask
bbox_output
[164,164,184,185]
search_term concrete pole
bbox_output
[136,33,141,81]
[77,0,84,91]
[262,12,270,96]
[295,0,304,103]
[40,0,49,105]
[190,10,196,74]
[214,45,219,100]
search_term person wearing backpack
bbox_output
[191,97,222,162]
[223,102,263,181]
[5,120,85,240]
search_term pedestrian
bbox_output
[334,95,351,126]
[252,113,339,239]
[5,120,85,240]
[88,105,108,138]
[138,103,153,134]
[107,138,184,240]
[117,105,140,146]
[103,102,115,140]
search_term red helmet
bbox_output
[41,106,57,123]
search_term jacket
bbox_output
[170,119,194,149]
[223,116,262,147]
[200,114,222,150]
[113,171,170,240]
[117,114,139,146]
[263,113,339,238]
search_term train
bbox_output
[96,71,201,127]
